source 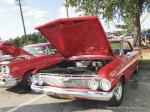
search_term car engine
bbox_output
[38,59,112,75]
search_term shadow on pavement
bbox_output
[6,85,40,95]
[0,100,112,112]
[1,98,148,112]
[6,85,30,94]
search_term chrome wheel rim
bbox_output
[114,82,122,101]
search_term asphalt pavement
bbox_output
[0,57,150,112]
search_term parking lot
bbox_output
[0,50,150,112]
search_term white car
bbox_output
[119,33,132,39]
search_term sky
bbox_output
[0,0,150,40]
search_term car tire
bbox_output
[22,72,33,90]
[109,78,124,107]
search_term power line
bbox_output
[16,0,27,44]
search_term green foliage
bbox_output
[67,0,150,20]
[67,0,103,16]
[67,0,150,46]
[8,32,47,47]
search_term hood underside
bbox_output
[0,41,33,57]
[36,16,113,57]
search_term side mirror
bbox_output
[51,49,57,52]
[112,50,115,54]
[126,52,131,56]
[50,49,57,54]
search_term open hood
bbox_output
[0,41,33,57]
[36,16,113,57]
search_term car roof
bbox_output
[24,42,51,47]
[109,39,129,43]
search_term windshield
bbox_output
[23,45,48,55]
[110,41,121,56]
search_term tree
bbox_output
[67,0,150,47]
[8,32,47,46]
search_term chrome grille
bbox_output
[38,73,103,88]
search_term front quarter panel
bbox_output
[98,48,142,88]
[8,53,64,78]
[98,56,123,87]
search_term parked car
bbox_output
[0,41,63,89]
[141,31,150,43]
[119,33,133,39]
[106,32,119,40]
[0,54,12,61]
[31,16,142,106]
[23,43,56,56]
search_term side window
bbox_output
[123,42,132,54]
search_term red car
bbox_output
[0,41,63,89]
[31,16,142,106]
[23,43,56,56]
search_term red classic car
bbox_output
[0,41,63,89]
[23,43,56,56]
[31,16,142,106]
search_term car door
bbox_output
[122,41,138,80]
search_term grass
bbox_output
[141,49,150,60]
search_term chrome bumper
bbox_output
[31,84,114,101]
[0,76,18,87]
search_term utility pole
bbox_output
[65,0,69,18]
[16,0,27,44]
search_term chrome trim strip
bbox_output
[31,84,114,101]
[38,73,103,80]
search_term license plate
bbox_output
[58,94,74,99]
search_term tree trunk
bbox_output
[133,13,141,47]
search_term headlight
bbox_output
[31,75,43,85]
[88,79,99,90]
[1,65,10,75]
[31,76,39,84]
[38,77,44,86]
[100,79,111,91]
